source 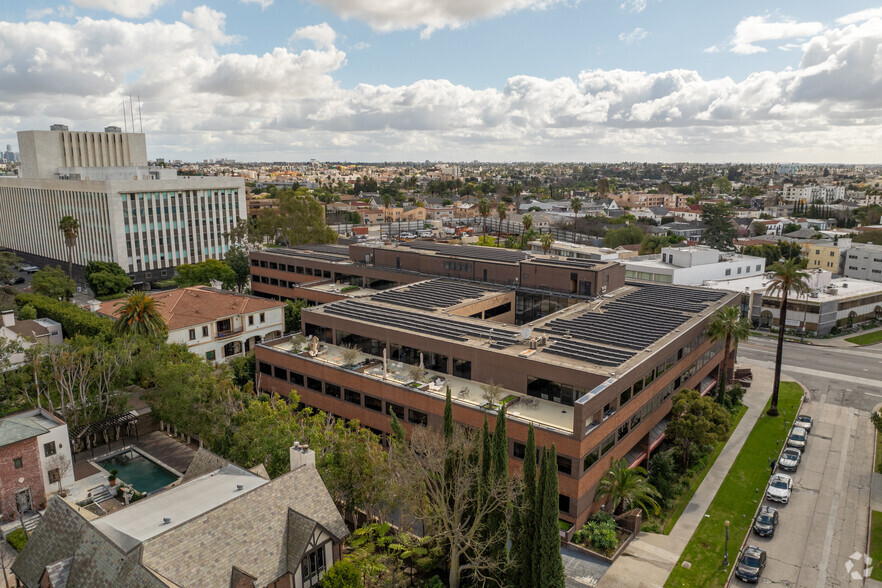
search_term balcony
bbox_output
[216,326,244,339]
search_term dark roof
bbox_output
[370,279,507,311]
[397,241,529,263]
[180,447,231,483]
[6,320,50,340]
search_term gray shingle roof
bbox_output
[179,448,230,484]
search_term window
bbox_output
[273,366,287,380]
[206,350,216,361]
[189,329,196,340]
[249,315,254,326]
[290,372,304,386]
[325,383,341,398]
[44,442,56,457]
[259,362,273,375]
[514,442,526,459]
[387,403,404,419]
[756,265,761,271]
[344,389,361,405]
[620,387,632,406]
[557,455,572,475]
[48,469,60,484]
[364,395,383,412]
[725,269,731,276]
[301,545,326,584]
[202,326,209,337]
[583,450,599,471]
[559,494,571,514]
[408,409,428,426]
[618,421,630,441]
[600,434,615,456]
[260,313,266,323]
[13,457,22,469]
[307,377,323,392]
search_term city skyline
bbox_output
[2,1,882,163]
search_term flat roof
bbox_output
[369,279,508,311]
[92,464,267,552]
[705,275,882,302]
[0,410,63,446]
[394,241,530,263]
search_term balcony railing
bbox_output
[216,326,244,339]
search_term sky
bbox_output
[2,0,882,163]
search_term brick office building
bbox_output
[251,242,735,527]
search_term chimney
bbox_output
[1,310,14,328]
[289,441,316,472]
[87,300,101,312]
[209,279,223,290]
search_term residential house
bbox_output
[12,444,349,588]
[0,409,75,519]
[0,311,63,369]
[95,286,285,363]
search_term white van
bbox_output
[417,229,434,238]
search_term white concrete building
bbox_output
[782,184,846,204]
[0,126,246,286]
[843,243,882,283]
[0,310,63,370]
[95,286,285,363]
[625,246,766,285]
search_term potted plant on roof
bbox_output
[108,469,118,486]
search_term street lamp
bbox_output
[723,520,730,568]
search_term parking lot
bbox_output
[732,398,874,586]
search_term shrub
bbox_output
[585,512,618,553]
[422,576,444,588]
[15,293,113,339]
[6,528,27,552]
[321,559,364,588]
[18,304,37,320]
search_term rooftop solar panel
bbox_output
[399,241,529,263]
[370,279,507,311]
[526,258,600,270]
[620,282,725,313]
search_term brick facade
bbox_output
[0,437,46,519]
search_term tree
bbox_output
[665,389,731,468]
[701,203,736,251]
[765,259,810,416]
[31,266,75,301]
[381,191,395,224]
[225,218,262,250]
[707,306,751,404]
[322,560,364,588]
[748,220,767,237]
[174,259,237,288]
[256,188,338,245]
[521,214,534,249]
[284,299,307,333]
[496,202,507,245]
[595,458,661,516]
[18,304,36,320]
[44,454,73,494]
[112,292,168,339]
[540,232,554,255]
[571,197,582,218]
[0,251,22,285]
[57,216,80,280]
[487,406,509,573]
[478,198,492,238]
[597,178,610,196]
[84,261,132,297]
[513,424,537,588]
[224,245,250,292]
[602,225,643,248]
[712,177,733,194]
[536,446,565,587]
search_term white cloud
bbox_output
[619,27,647,43]
[292,23,337,49]
[836,7,882,25]
[305,0,572,38]
[703,45,720,53]
[731,15,824,54]
[2,8,882,162]
[70,0,166,18]
[241,0,274,9]
[619,0,646,14]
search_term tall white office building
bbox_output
[0,125,245,285]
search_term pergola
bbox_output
[68,410,140,457]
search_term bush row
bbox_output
[15,293,113,339]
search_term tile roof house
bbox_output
[13,444,348,588]
[95,286,285,364]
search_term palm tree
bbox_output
[521,214,533,249]
[571,197,582,243]
[381,192,395,236]
[57,216,80,280]
[496,202,507,246]
[478,198,491,239]
[540,232,554,255]
[707,305,751,404]
[112,292,167,339]
[765,259,810,416]
[595,459,661,515]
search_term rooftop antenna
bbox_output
[137,95,143,133]
[128,95,136,135]
[122,100,128,133]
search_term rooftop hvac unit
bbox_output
[808,292,819,298]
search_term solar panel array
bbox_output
[620,282,726,313]
[400,241,529,263]
[322,299,521,348]
[541,338,635,367]
[527,257,600,270]
[276,245,350,261]
[371,279,506,311]
[288,244,350,256]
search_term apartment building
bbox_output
[250,242,734,527]
[804,238,852,275]
[782,184,845,204]
[95,286,284,363]
[0,126,246,285]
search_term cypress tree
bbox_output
[481,413,492,487]
[444,386,453,441]
[532,447,548,588]
[538,445,565,588]
[516,424,537,588]
[489,405,509,570]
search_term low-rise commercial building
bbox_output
[625,246,766,286]
[843,243,882,283]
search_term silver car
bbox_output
[787,427,807,449]
[778,447,801,471]
[766,473,793,504]
[795,414,813,433]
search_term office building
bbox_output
[0,126,246,285]
[251,242,735,527]
[843,243,882,283]
[625,246,766,285]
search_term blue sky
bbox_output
[2,0,882,162]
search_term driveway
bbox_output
[731,397,874,587]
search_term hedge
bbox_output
[6,528,27,552]
[15,293,113,339]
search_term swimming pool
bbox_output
[97,449,179,494]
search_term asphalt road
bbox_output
[737,336,882,412]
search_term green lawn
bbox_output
[658,404,748,535]
[845,329,882,346]
[665,382,803,588]
[870,511,882,581]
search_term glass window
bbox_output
[559,494,571,514]
[325,383,341,398]
[306,377,323,392]
[620,387,632,406]
[206,350,216,361]
[189,329,196,340]
[273,366,287,380]
[408,409,428,426]
[13,457,22,469]
[44,442,56,457]
[290,372,304,386]
[259,362,272,375]
[387,403,404,419]
[557,455,572,475]
[583,450,599,471]
[601,434,615,456]
[513,442,526,459]
[618,421,630,441]
[452,358,472,379]
[364,395,383,412]
[344,389,361,405]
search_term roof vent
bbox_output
[163,517,172,525]
[236,484,244,491]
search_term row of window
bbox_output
[252,259,333,279]
[724,264,762,276]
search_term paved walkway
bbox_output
[598,364,783,587]
[563,547,610,587]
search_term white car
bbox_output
[766,473,793,504]
[778,447,801,472]
[795,414,813,433]
[787,427,807,449]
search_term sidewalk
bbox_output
[751,325,882,350]
[598,364,784,587]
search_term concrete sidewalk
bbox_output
[598,364,786,587]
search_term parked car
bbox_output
[778,448,801,472]
[417,229,434,238]
[787,427,808,449]
[766,473,793,504]
[21,265,39,274]
[753,505,779,538]
[734,545,767,583]
[795,414,813,432]
[9,277,25,285]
